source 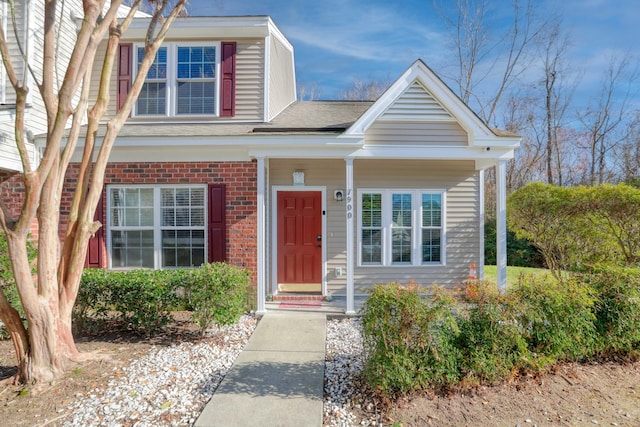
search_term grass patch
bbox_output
[483,265,550,287]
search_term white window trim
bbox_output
[357,189,446,267]
[132,42,221,118]
[106,184,208,270]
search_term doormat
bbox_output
[279,300,322,308]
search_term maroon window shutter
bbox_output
[117,43,133,112]
[220,42,236,117]
[208,184,226,262]
[85,190,105,268]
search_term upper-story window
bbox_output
[134,43,220,117]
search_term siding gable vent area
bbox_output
[380,80,454,122]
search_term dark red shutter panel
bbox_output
[117,43,133,112]
[208,184,226,262]
[85,191,105,268]
[220,42,236,117]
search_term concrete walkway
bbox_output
[195,311,327,427]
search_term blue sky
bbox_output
[185,0,639,114]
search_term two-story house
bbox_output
[6,12,519,314]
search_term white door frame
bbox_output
[270,186,327,296]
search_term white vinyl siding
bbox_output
[380,80,454,121]
[267,35,295,120]
[235,39,265,121]
[366,121,468,147]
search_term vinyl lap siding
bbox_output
[351,159,480,293]
[0,121,36,171]
[267,159,480,297]
[267,36,295,120]
[28,0,81,137]
[235,39,265,121]
[367,121,468,147]
[380,81,454,121]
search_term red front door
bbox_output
[277,191,322,292]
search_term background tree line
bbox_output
[300,0,640,190]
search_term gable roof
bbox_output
[345,60,519,148]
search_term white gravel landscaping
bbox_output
[323,317,380,427]
[62,315,257,427]
[59,314,379,427]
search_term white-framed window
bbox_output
[358,189,445,267]
[134,42,220,117]
[108,185,207,269]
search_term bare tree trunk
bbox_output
[0,290,29,381]
[0,0,187,384]
[546,70,555,184]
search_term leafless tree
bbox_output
[0,0,186,384]
[502,94,545,190]
[578,55,639,185]
[339,78,390,101]
[537,21,578,185]
[437,0,546,125]
[298,82,322,100]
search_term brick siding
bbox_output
[62,161,259,281]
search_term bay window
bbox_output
[358,189,445,266]
[135,43,219,117]
[108,185,206,269]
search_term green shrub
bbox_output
[484,220,543,268]
[74,268,113,333]
[361,282,460,395]
[75,268,183,334]
[186,262,250,336]
[583,266,640,354]
[511,275,597,363]
[110,269,180,333]
[457,283,530,383]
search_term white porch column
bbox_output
[256,156,267,315]
[345,158,356,314]
[495,160,507,293]
[479,169,485,280]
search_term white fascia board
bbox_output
[101,134,361,147]
[248,147,365,159]
[266,17,294,52]
[0,108,15,121]
[474,136,521,148]
[264,33,270,122]
[351,145,515,162]
[0,157,23,172]
[124,16,272,40]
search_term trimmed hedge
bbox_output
[75,268,182,334]
[361,268,640,397]
[75,263,250,335]
[360,283,460,393]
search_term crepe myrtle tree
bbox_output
[0,0,186,384]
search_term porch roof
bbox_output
[91,101,374,138]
